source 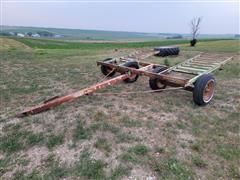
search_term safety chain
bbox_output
[97,68,116,83]
[94,87,183,96]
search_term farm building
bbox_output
[17,33,25,37]
[32,33,40,38]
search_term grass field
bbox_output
[12,37,234,50]
[2,26,236,41]
[2,26,168,41]
[0,37,239,179]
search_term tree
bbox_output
[26,32,33,37]
[190,17,202,46]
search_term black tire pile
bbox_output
[154,46,180,57]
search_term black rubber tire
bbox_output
[154,46,180,57]
[193,74,216,106]
[175,48,180,55]
[122,61,139,83]
[168,48,174,55]
[100,58,116,77]
[149,66,168,90]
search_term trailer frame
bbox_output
[16,50,233,118]
[97,53,233,88]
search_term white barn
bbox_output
[17,33,25,37]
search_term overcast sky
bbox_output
[1,0,239,34]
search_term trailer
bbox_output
[16,50,233,118]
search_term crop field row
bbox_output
[12,37,236,50]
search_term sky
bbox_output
[1,0,239,34]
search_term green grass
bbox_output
[42,154,69,179]
[190,143,202,152]
[12,37,235,50]
[191,155,207,168]
[90,122,138,143]
[73,120,91,141]
[120,151,141,164]
[17,158,30,167]
[13,170,26,180]
[94,137,112,154]
[151,157,193,179]
[26,133,44,146]
[120,144,149,164]
[75,148,105,179]
[164,58,170,66]
[93,111,107,122]
[180,39,240,52]
[0,156,11,176]
[154,146,165,154]
[130,144,149,155]
[175,121,187,130]
[13,37,189,49]
[0,123,44,153]
[215,144,240,161]
[0,37,239,179]
[45,163,68,179]
[13,156,69,179]
[119,115,142,127]
[110,164,131,180]
[46,134,64,149]
[0,124,25,153]
[90,122,121,135]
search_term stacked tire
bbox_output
[154,46,180,57]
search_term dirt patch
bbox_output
[125,167,156,180]
[175,131,195,159]
[24,146,49,172]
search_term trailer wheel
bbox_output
[149,66,168,90]
[122,61,139,83]
[100,58,116,77]
[193,74,216,106]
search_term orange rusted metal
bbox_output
[16,74,129,118]
[97,61,188,86]
[203,79,215,103]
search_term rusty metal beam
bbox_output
[97,61,188,86]
[16,74,129,118]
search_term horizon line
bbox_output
[1,25,238,35]
[2,0,239,3]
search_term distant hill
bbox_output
[1,25,236,41]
